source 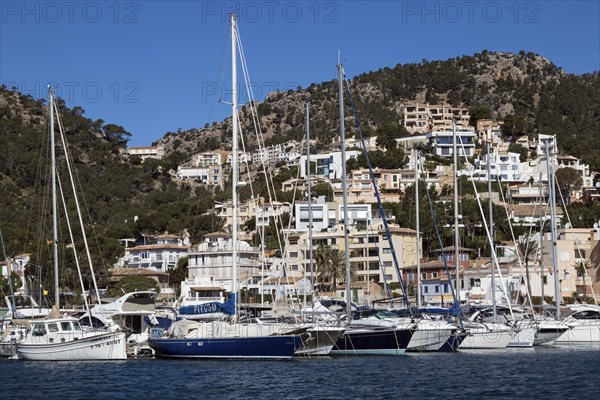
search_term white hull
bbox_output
[508,326,536,347]
[17,331,127,361]
[460,323,515,349]
[405,320,456,351]
[554,324,600,346]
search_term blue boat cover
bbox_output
[178,293,237,316]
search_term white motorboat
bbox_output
[16,317,126,361]
[553,306,600,346]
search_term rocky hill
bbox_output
[155,51,599,170]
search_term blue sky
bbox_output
[1,1,599,146]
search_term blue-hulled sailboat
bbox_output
[148,14,300,359]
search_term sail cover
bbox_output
[178,293,236,316]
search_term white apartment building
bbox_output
[426,128,476,157]
[299,150,361,180]
[294,199,337,231]
[177,165,224,188]
[118,232,190,273]
[194,152,223,167]
[472,151,521,182]
[186,232,261,289]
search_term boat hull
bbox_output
[534,327,570,345]
[295,326,344,356]
[0,341,17,358]
[554,325,600,346]
[508,326,536,347]
[406,322,457,352]
[149,335,301,359]
[459,324,514,349]
[16,331,127,361]
[329,328,412,355]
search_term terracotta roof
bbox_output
[111,268,169,277]
[204,231,231,238]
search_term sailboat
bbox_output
[15,86,127,361]
[458,134,519,349]
[147,15,301,359]
[328,60,414,356]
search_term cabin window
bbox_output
[61,322,72,331]
[73,322,82,331]
[47,323,59,333]
[32,323,47,337]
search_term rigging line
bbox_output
[56,170,93,320]
[456,134,514,320]
[368,219,392,304]
[54,102,110,283]
[53,100,102,305]
[342,70,412,314]
[418,156,463,322]
[553,173,598,304]
[206,23,231,128]
[0,227,18,319]
[236,30,291,264]
[496,175,535,314]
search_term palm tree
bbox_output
[518,235,539,301]
[573,259,593,299]
[314,245,347,293]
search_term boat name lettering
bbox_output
[89,339,121,349]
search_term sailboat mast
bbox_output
[306,102,314,301]
[539,170,545,304]
[545,138,560,318]
[487,138,497,319]
[231,14,239,304]
[415,148,421,308]
[49,86,60,308]
[452,120,460,302]
[338,61,352,322]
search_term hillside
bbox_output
[156,51,599,171]
[1,50,599,289]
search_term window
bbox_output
[61,322,72,331]
[424,286,429,293]
[289,252,299,259]
[32,323,47,337]
[47,323,59,333]
[435,286,439,293]
[383,248,392,254]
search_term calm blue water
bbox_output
[0,347,598,399]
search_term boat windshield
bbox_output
[32,323,47,337]
[373,311,399,319]
[61,322,72,331]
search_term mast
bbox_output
[230,14,239,311]
[539,170,545,305]
[306,102,314,303]
[415,148,421,308]
[452,119,460,302]
[487,139,497,320]
[49,86,60,308]
[338,60,352,322]
[545,138,560,318]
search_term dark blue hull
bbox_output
[438,332,468,352]
[330,328,413,355]
[148,335,302,359]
